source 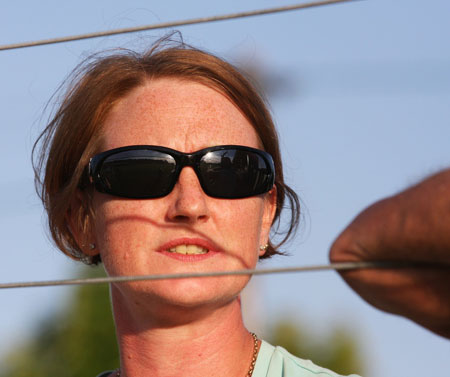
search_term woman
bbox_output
[34,41,359,377]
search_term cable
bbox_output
[0,0,361,52]
[1,261,445,290]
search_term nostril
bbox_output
[197,214,208,221]
[172,213,208,223]
[173,214,189,222]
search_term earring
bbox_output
[89,243,96,250]
[259,244,269,251]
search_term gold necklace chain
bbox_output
[114,332,259,377]
[246,332,259,377]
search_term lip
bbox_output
[157,237,223,261]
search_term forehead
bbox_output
[101,78,261,152]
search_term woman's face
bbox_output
[85,78,276,310]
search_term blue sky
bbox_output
[1,1,449,376]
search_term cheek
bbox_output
[92,199,161,273]
[216,199,265,251]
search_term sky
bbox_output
[1,1,450,376]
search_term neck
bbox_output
[111,289,256,377]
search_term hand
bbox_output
[329,169,450,339]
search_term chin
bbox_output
[115,275,250,312]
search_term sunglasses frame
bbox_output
[88,144,275,199]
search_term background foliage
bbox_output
[268,318,364,375]
[0,268,119,377]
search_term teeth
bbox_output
[168,245,208,255]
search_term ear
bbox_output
[259,185,277,257]
[67,190,99,257]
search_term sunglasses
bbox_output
[88,145,275,199]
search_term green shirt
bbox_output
[252,340,361,377]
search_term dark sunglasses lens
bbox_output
[97,150,177,198]
[199,149,273,198]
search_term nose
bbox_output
[165,167,210,223]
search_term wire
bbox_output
[0,0,360,52]
[1,261,445,290]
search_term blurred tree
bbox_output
[0,267,119,377]
[267,318,365,375]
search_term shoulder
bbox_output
[253,340,362,377]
